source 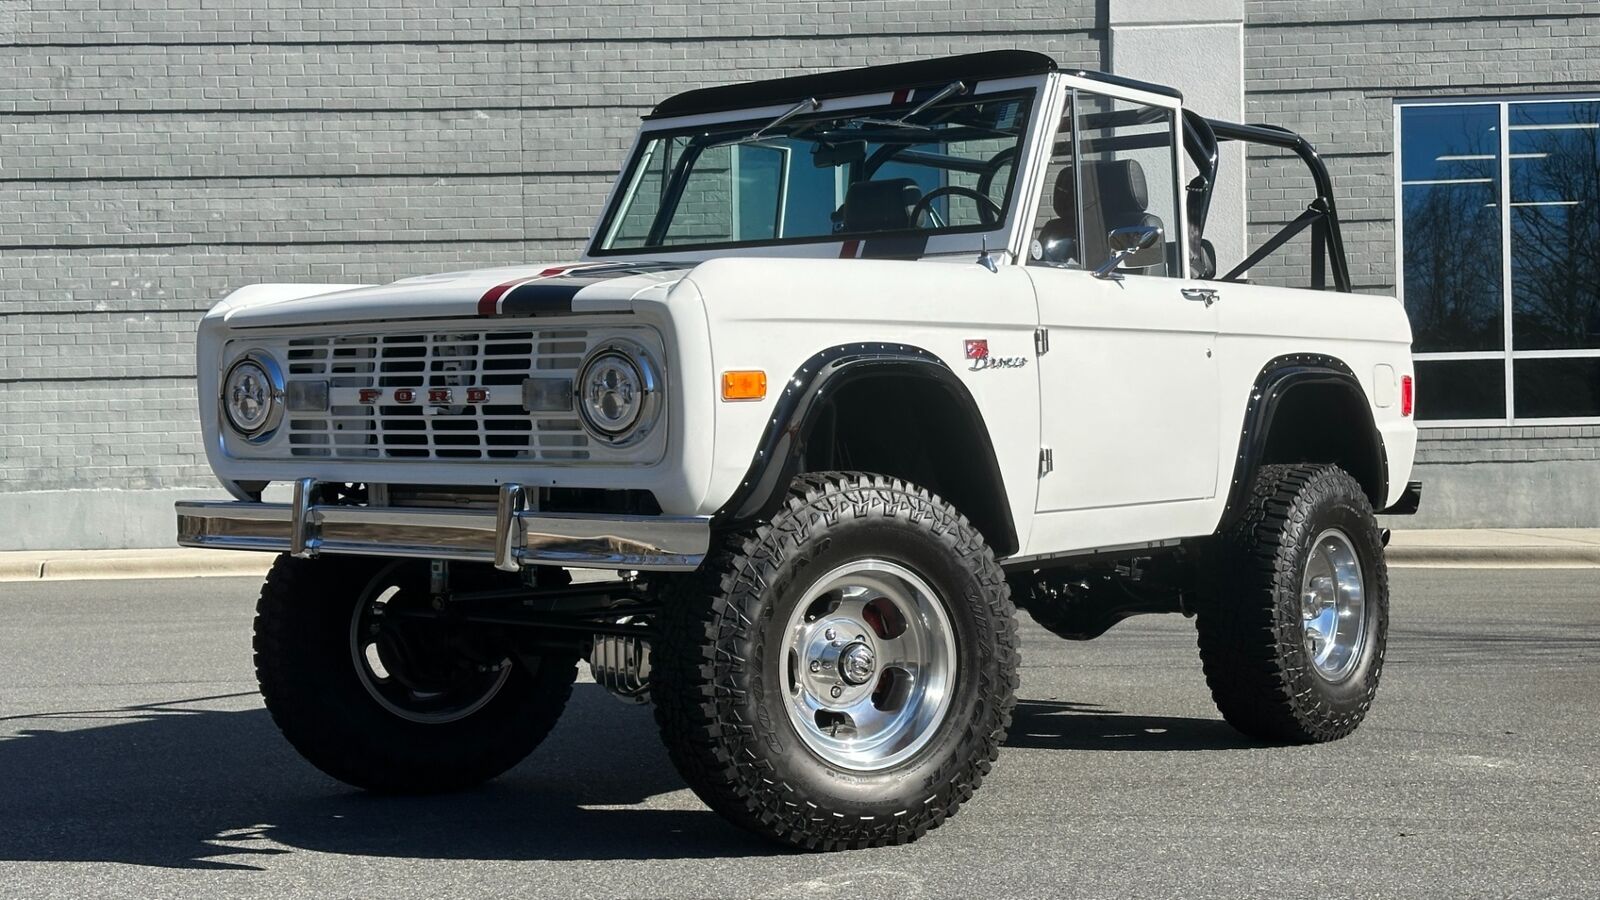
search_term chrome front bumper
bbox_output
[175,480,710,572]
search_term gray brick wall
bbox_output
[1416,426,1600,465]
[1241,2,1600,489]
[0,1,1099,496]
[1243,4,1600,296]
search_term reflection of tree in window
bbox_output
[1402,114,1502,352]
[1509,101,1600,351]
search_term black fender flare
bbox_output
[1219,353,1389,528]
[712,342,1019,557]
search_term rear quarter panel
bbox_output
[1213,281,1417,509]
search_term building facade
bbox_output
[1,0,1596,548]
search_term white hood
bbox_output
[218,261,693,329]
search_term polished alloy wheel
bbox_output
[780,559,957,771]
[349,563,512,724]
[1300,528,1368,681]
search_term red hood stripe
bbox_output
[476,280,520,316]
[477,261,686,317]
[477,265,591,316]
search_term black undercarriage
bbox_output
[387,564,659,660]
[1007,549,1199,640]
[400,545,1204,655]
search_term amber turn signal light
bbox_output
[721,370,767,401]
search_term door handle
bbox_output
[1181,287,1220,307]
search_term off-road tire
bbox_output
[254,554,578,794]
[1196,463,1389,743]
[651,472,1019,850]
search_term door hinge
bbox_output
[1039,446,1054,477]
[1034,327,1050,355]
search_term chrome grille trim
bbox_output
[274,327,595,462]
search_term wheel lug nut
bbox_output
[824,628,836,641]
[830,685,843,699]
[809,660,821,673]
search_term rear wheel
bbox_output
[1195,463,1389,743]
[650,472,1019,849]
[254,555,578,793]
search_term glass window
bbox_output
[1414,359,1506,421]
[1513,358,1600,419]
[1399,105,1503,353]
[1069,93,1180,277]
[1024,91,1180,276]
[596,91,1032,253]
[1398,97,1600,422]
[1027,92,1079,268]
[1509,100,1600,351]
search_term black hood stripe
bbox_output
[479,262,686,317]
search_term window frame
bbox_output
[1025,83,1188,278]
[588,87,1039,257]
[1395,93,1600,427]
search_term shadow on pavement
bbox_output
[1006,698,1258,751]
[0,688,1262,869]
[0,684,771,870]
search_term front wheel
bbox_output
[650,472,1019,850]
[254,555,578,794]
[1195,463,1389,743]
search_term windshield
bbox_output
[593,89,1034,254]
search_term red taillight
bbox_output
[1400,375,1414,417]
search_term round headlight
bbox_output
[222,353,284,440]
[577,342,660,445]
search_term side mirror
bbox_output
[1093,224,1163,280]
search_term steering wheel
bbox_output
[977,146,1018,199]
[909,185,1002,228]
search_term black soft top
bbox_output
[649,51,1181,119]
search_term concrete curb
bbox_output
[4,532,1600,583]
[0,550,275,584]
[0,551,628,584]
[1384,527,1600,569]
[1384,545,1600,568]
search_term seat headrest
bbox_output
[1088,159,1149,214]
[1052,166,1076,219]
[841,178,922,232]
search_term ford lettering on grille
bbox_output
[280,328,593,461]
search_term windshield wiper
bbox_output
[715,81,969,150]
[747,97,820,142]
[851,80,968,130]
[701,97,821,150]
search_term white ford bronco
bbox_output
[178,51,1420,849]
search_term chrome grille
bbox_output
[282,328,592,461]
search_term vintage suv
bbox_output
[177,51,1420,849]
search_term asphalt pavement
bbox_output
[1,569,1596,899]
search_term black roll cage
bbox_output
[608,71,1355,288]
[1181,110,1352,292]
